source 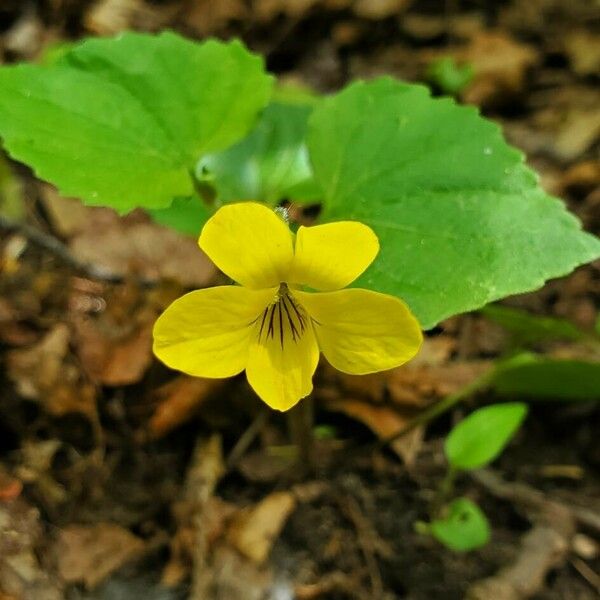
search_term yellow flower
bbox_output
[153,202,422,411]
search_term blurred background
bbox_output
[0,1,598,599]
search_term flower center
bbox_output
[257,283,307,348]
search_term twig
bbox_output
[186,435,225,600]
[570,558,600,595]
[336,494,387,599]
[0,215,157,285]
[377,368,496,450]
[226,408,270,470]
[472,469,600,534]
[467,520,574,600]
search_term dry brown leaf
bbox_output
[336,371,388,403]
[163,496,236,587]
[0,497,63,600]
[254,0,321,21]
[70,218,216,287]
[43,187,215,286]
[387,360,491,406]
[6,324,69,399]
[85,0,177,34]
[325,398,423,463]
[353,0,412,20]
[168,434,225,600]
[7,324,98,420]
[40,186,114,238]
[72,316,153,386]
[184,0,248,35]
[237,450,293,483]
[564,29,600,77]
[200,546,274,600]
[15,440,67,507]
[559,161,600,196]
[551,108,600,163]
[147,376,227,439]
[459,31,539,108]
[0,464,22,502]
[228,491,296,564]
[54,523,145,589]
[3,7,44,59]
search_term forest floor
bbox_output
[0,1,599,599]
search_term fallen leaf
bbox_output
[184,0,248,35]
[559,161,600,196]
[200,546,274,600]
[42,187,216,286]
[458,31,539,108]
[237,450,293,483]
[353,0,412,20]
[3,6,44,59]
[15,440,67,507]
[163,436,229,586]
[228,491,296,564]
[85,0,177,34]
[147,376,228,439]
[0,465,22,502]
[70,217,216,287]
[254,0,321,21]
[40,185,113,238]
[0,497,63,600]
[564,29,600,77]
[72,316,153,386]
[0,153,25,222]
[6,324,69,399]
[7,324,98,421]
[325,398,423,464]
[387,360,491,406]
[54,523,145,589]
[551,108,600,162]
[163,497,236,587]
[336,371,387,403]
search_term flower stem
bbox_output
[286,396,315,472]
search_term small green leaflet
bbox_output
[308,78,600,329]
[0,33,273,213]
[428,498,490,552]
[481,305,589,344]
[492,354,600,401]
[444,403,528,470]
[426,57,474,96]
[197,101,321,207]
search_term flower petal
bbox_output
[289,221,379,291]
[295,289,422,374]
[199,202,294,289]
[246,293,319,411]
[153,286,275,378]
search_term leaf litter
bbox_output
[0,1,599,598]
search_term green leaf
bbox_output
[492,354,600,401]
[64,33,273,161]
[427,57,474,96]
[39,40,78,65]
[0,64,191,212]
[0,33,273,213]
[429,498,490,552]
[445,402,528,470]
[149,196,212,238]
[308,78,600,329]
[197,102,320,205]
[481,305,589,344]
